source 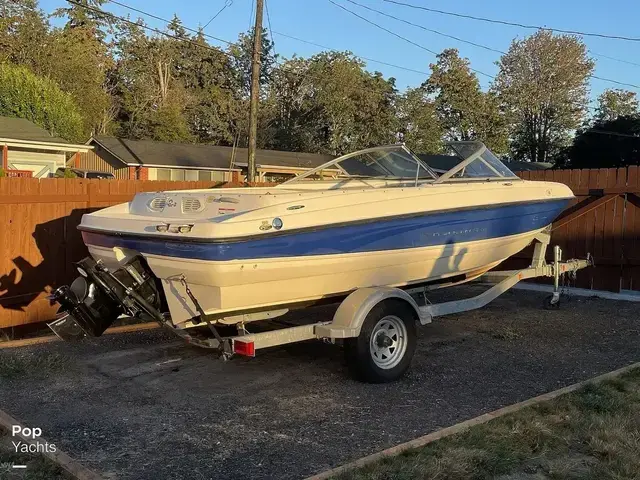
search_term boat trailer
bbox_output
[49,231,592,383]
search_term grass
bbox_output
[337,368,640,480]
[0,352,70,380]
[0,427,69,480]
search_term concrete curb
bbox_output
[0,409,104,480]
[305,361,640,480]
[0,322,159,349]
[508,282,640,302]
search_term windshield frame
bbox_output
[433,141,520,183]
[281,144,438,185]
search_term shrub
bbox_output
[0,63,84,142]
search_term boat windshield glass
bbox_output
[282,145,437,184]
[438,142,518,181]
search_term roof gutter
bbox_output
[125,162,242,172]
[0,138,93,153]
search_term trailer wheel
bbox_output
[345,300,417,383]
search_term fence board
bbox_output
[624,166,640,291]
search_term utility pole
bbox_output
[247,0,264,183]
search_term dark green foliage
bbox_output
[0,63,84,141]
[562,115,640,168]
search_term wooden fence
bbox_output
[1,169,639,330]
[503,166,640,293]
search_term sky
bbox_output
[40,0,640,110]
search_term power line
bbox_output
[248,0,255,31]
[330,0,640,90]
[273,31,430,75]
[70,0,235,53]
[590,51,640,69]
[591,75,640,89]
[343,0,505,55]
[203,0,233,29]
[347,0,640,80]
[265,0,277,59]
[356,0,640,79]
[585,129,640,139]
[327,0,495,79]
[106,0,234,46]
[383,0,640,43]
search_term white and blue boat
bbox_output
[54,142,573,336]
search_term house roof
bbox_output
[0,116,69,143]
[418,153,553,173]
[0,116,90,152]
[91,136,335,171]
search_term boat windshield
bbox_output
[282,145,437,184]
[434,141,519,183]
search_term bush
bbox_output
[0,63,84,142]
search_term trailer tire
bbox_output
[345,300,417,383]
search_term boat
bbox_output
[50,141,574,341]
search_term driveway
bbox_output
[0,286,638,479]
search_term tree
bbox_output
[112,16,238,144]
[424,49,507,155]
[262,52,398,155]
[228,28,277,99]
[2,0,115,137]
[0,0,51,72]
[0,63,84,141]
[45,26,114,136]
[396,87,442,153]
[495,30,594,162]
[52,0,114,41]
[563,115,640,168]
[595,89,639,122]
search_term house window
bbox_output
[198,171,211,181]
[157,168,171,180]
[171,169,185,181]
[211,170,226,182]
[185,169,199,181]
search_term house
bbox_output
[0,116,91,178]
[79,136,335,182]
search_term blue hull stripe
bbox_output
[82,199,569,261]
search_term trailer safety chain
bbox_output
[179,275,228,353]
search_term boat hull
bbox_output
[82,198,569,326]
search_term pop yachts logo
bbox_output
[11,426,57,454]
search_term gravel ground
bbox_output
[0,285,638,480]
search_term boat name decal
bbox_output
[431,227,487,237]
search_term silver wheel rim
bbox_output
[369,315,407,369]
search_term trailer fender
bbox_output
[316,287,428,339]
